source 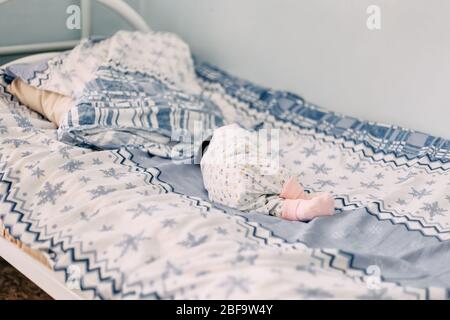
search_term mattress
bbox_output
[0,51,449,300]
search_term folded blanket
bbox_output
[7,31,224,159]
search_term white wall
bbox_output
[0,0,449,138]
[0,0,142,64]
[143,0,450,139]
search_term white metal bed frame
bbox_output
[0,0,151,300]
[0,0,150,55]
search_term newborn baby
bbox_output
[7,81,335,221]
[200,124,335,221]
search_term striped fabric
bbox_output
[7,31,225,159]
[59,64,224,158]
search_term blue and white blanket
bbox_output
[6,31,224,159]
[0,31,449,299]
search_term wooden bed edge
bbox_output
[0,232,85,300]
[1,225,52,269]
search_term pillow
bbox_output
[7,78,73,126]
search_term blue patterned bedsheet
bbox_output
[132,151,450,291]
[0,32,449,299]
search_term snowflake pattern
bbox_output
[178,233,208,248]
[421,202,447,219]
[31,167,45,179]
[375,173,384,180]
[36,182,67,205]
[2,139,30,148]
[345,162,365,174]
[161,261,183,280]
[309,163,332,175]
[115,231,151,258]
[396,172,418,184]
[100,225,113,232]
[58,146,71,159]
[301,145,319,158]
[216,227,228,235]
[88,186,117,199]
[60,205,74,213]
[127,203,160,219]
[231,254,258,265]
[125,182,137,189]
[409,187,432,200]
[360,181,383,190]
[161,219,177,228]
[314,179,337,189]
[60,160,84,173]
[92,158,103,165]
[14,115,33,130]
[79,176,91,183]
[101,168,125,180]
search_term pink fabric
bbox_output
[282,194,335,221]
[281,199,301,221]
[280,177,304,199]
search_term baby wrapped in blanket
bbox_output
[6,31,335,221]
[200,124,335,221]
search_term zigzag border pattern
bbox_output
[120,149,446,299]
[1,146,441,299]
[195,64,450,240]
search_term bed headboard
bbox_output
[0,0,150,55]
